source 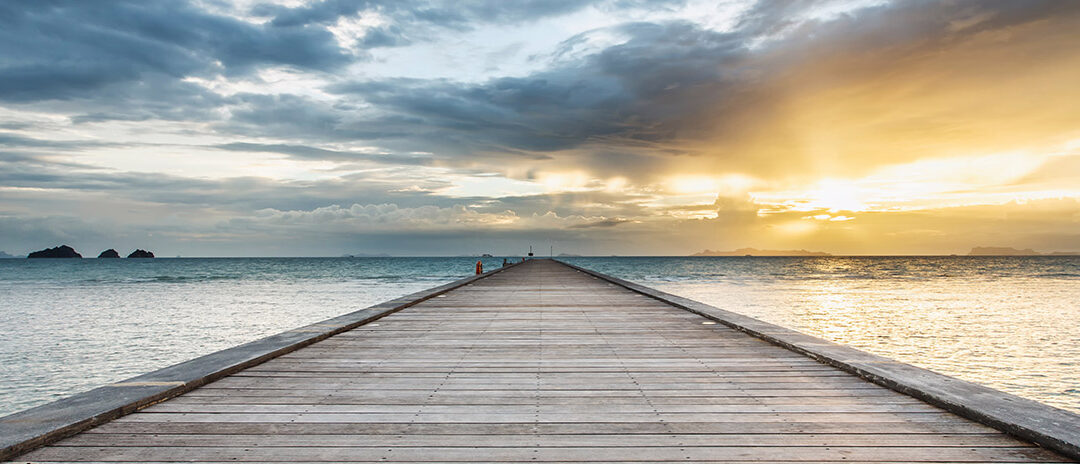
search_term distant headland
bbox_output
[22,245,156,259]
[691,248,831,257]
[967,247,1080,256]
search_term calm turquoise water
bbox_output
[1,256,1078,417]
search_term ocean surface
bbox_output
[0,256,1077,417]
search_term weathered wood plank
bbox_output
[57,433,1034,448]
[162,394,928,405]
[19,445,1069,462]
[138,402,948,414]
[111,411,966,423]
[85,420,1006,436]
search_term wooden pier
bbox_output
[3,259,1078,462]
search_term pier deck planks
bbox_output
[11,259,1071,463]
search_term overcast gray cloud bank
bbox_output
[0,1,352,101]
[1,0,1078,256]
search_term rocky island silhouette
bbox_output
[98,249,121,258]
[25,246,155,259]
[127,249,155,258]
[27,245,82,258]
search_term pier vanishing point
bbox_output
[2,259,1079,462]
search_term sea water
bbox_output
[0,256,1077,417]
[562,256,1080,413]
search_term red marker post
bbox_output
[475,260,483,275]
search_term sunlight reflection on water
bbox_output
[563,256,1080,413]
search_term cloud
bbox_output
[0,215,115,251]
[321,20,736,158]
[256,0,677,29]
[245,203,519,231]
[212,142,434,165]
[471,191,653,218]
[0,0,350,103]
[241,202,646,234]
[1,0,1079,256]
[0,133,112,150]
[569,218,631,228]
[300,0,1080,184]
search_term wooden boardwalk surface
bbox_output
[10,259,1070,462]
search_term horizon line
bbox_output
[5,254,1079,259]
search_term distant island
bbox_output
[24,245,157,258]
[28,245,83,258]
[691,248,831,257]
[968,247,1080,256]
[0,251,17,259]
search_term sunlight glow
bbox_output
[539,172,591,192]
[605,177,628,192]
[810,179,865,213]
[668,175,718,194]
[776,221,818,235]
[748,148,1080,217]
[667,174,758,195]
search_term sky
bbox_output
[1,0,1078,256]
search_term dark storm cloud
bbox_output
[210,18,747,167]
[324,20,741,155]
[0,0,349,103]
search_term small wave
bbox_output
[355,274,442,280]
[73,275,244,284]
[1034,272,1080,278]
[75,275,243,284]
[77,278,106,283]
[356,274,460,280]
[151,275,242,283]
